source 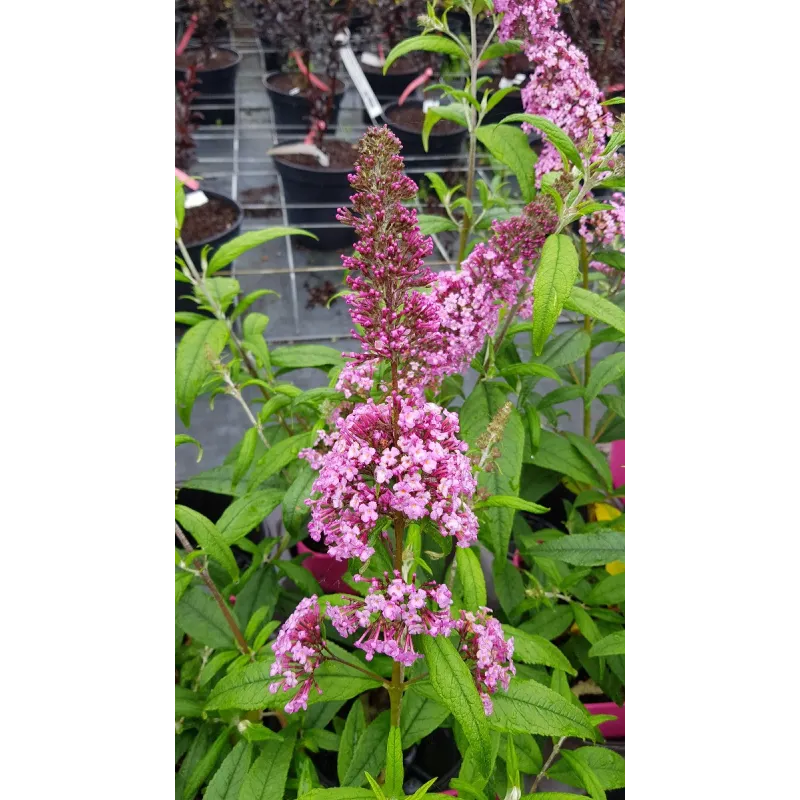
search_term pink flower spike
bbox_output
[455,608,516,715]
[269,596,327,713]
[326,573,455,665]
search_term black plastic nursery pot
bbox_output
[175,190,243,316]
[272,140,357,251]
[382,101,467,169]
[359,54,439,125]
[259,39,284,73]
[311,725,461,794]
[263,72,346,138]
[175,47,241,126]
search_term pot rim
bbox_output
[263,71,346,98]
[176,46,242,74]
[382,101,468,139]
[178,189,244,250]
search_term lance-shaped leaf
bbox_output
[532,235,579,356]
[421,636,492,777]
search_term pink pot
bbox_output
[585,701,625,739]
[297,542,355,595]
[610,439,624,504]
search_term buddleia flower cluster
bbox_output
[495,0,614,179]
[270,127,515,716]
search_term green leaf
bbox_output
[520,794,590,800]
[564,433,613,491]
[232,567,279,633]
[275,560,323,596]
[343,711,391,787]
[240,730,296,800]
[199,650,240,687]
[401,688,451,747]
[422,104,468,152]
[532,235,579,356]
[456,548,487,609]
[176,724,212,798]
[559,750,607,800]
[588,630,625,657]
[571,604,602,645]
[176,685,206,718]
[533,329,592,369]
[231,290,278,322]
[177,587,237,649]
[175,505,239,582]
[481,39,523,61]
[460,383,524,561]
[417,214,459,234]
[563,287,625,334]
[208,228,316,275]
[176,572,194,605]
[176,434,203,462]
[309,660,383,705]
[534,532,625,566]
[270,345,344,370]
[585,353,625,404]
[500,362,562,382]
[488,680,596,739]
[592,251,625,271]
[383,34,467,73]
[421,636,492,777]
[475,124,537,203]
[205,740,253,800]
[526,407,541,454]
[338,698,367,785]
[217,490,284,544]
[175,310,206,325]
[385,727,404,798]
[298,790,376,799]
[184,727,231,800]
[205,660,275,710]
[520,606,574,641]
[537,385,584,410]
[497,113,582,170]
[176,319,229,426]
[474,495,549,514]
[233,428,259,489]
[364,772,387,800]
[240,722,282,743]
[598,393,624,419]
[532,431,604,487]
[547,745,625,790]
[283,463,316,537]
[248,432,316,488]
[501,626,576,674]
[405,778,438,800]
[176,179,185,235]
[586,574,625,606]
[501,733,543,776]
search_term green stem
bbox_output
[456,4,479,263]
[581,238,593,439]
[389,514,406,727]
[175,523,253,659]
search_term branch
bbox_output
[175,523,253,659]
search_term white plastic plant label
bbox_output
[268,143,330,167]
[422,99,441,113]
[360,52,384,69]
[499,73,527,89]
[336,30,383,123]
[184,190,209,209]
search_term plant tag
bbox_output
[175,168,200,191]
[499,73,527,89]
[422,99,440,113]
[184,190,209,209]
[176,15,198,57]
[360,52,384,68]
[289,87,301,96]
[336,30,382,123]
[268,143,330,167]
